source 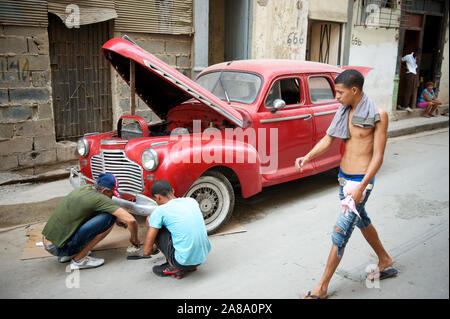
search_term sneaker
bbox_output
[70,255,104,270]
[405,107,413,113]
[58,251,91,263]
[152,262,184,279]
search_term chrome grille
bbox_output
[90,150,144,194]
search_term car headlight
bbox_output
[77,138,89,157]
[141,148,159,171]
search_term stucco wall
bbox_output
[348,22,399,113]
[251,0,308,60]
[438,16,449,104]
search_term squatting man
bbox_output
[42,173,140,269]
[42,174,210,279]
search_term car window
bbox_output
[265,78,301,107]
[308,77,335,103]
[195,71,262,104]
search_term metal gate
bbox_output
[307,21,342,66]
[48,14,112,141]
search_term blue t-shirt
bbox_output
[148,198,211,266]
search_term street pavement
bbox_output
[0,128,448,299]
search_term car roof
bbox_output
[200,59,343,79]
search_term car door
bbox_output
[306,73,342,172]
[254,76,314,184]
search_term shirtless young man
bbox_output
[295,69,396,299]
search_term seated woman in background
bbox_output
[417,82,442,118]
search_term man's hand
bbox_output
[295,156,309,173]
[130,236,140,248]
[294,135,334,174]
[346,184,365,204]
[112,207,139,247]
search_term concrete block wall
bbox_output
[0,26,193,172]
[0,26,76,172]
[111,32,193,125]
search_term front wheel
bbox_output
[185,171,235,235]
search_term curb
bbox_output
[0,169,70,187]
[387,117,449,138]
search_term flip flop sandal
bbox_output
[126,255,152,260]
[304,291,327,299]
[367,267,398,281]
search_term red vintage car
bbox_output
[72,37,368,234]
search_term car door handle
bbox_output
[260,114,311,123]
[313,110,337,117]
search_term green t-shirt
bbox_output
[42,184,120,248]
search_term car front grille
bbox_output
[90,150,144,194]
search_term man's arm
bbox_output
[295,134,335,172]
[348,109,388,203]
[112,207,139,247]
[142,226,159,256]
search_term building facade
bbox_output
[206,0,448,114]
[0,0,194,172]
[0,0,448,172]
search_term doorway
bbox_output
[306,21,342,66]
[208,0,252,65]
[48,14,113,141]
[419,15,443,92]
[397,28,421,109]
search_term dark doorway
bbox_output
[208,0,252,65]
[225,0,252,61]
[397,29,422,108]
[48,14,113,141]
[397,10,424,109]
[419,15,443,91]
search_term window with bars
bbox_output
[354,0,413,29]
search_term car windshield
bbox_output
[195,71,262,104]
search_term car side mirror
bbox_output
[271,99,286,113]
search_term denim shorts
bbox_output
[44,212,116,257]
[331,182,373,259]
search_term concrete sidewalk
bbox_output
[388,112,449,138]
[0,109,448,187]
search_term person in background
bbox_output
[400,48,421,112]
[417,81,442,118]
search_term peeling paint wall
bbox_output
[348,2,400,113]
[251,0,308,60]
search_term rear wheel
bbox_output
[185,171,235,235]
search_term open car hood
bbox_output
[102,38,245,128]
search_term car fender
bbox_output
[155,133,262,198]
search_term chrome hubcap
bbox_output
[191,187,219,220]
